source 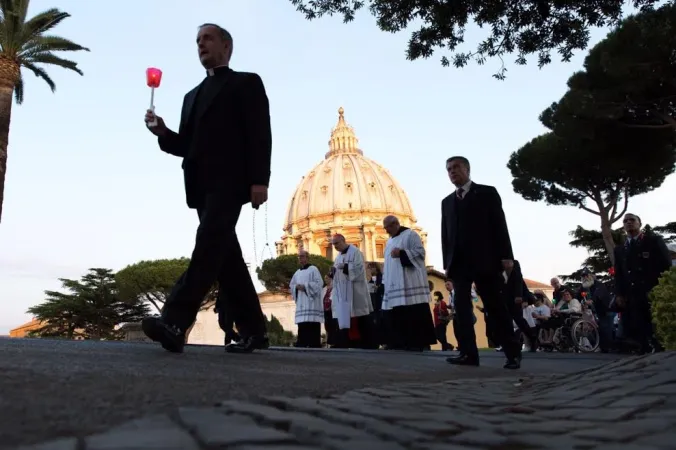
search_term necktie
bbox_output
[457,188,465,200]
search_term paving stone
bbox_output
[321,439,407,450]
[493,420,596,436]
[510,433,596,449]
[360,419,430,444]
[606,395,666,410]
[86,415,199,450]
[178,407,296,447]
[633,431,676,448]
[231,447,313,450]
[574,407,638,421]
[14,438,78,450]
[594,445,663,450]
[449,430,508,447]
[399,419,461,435]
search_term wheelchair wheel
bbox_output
[570,319,599,353]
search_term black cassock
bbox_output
[157,66,272,339]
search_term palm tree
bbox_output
[0,0,89,223]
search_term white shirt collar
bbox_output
[456,179,472,194]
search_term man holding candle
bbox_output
[142,23,271,354]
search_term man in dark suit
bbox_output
[613,213,671,354]
[441,156,521,369]
[141,23,271,354]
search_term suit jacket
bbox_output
[441,182,513,277]
[613,232,671,298]
[157,68,272,208]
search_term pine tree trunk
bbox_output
[0,57,19,225]
[600,213,617,266]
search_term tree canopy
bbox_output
[256,254,333,294]
[561,221,675,283]
[289,0,661,79]
[565,2,676,130]
[116,258,188,313]
[508,5,676,263]
[27,268,149,340]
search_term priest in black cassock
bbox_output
[141,23,271,354]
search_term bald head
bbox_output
[383,215,401,237]
[331,234,348,252]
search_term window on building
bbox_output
[323,245,333,260]
[376,243,384,259]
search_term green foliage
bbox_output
[256,254,333,294]
[116,258,189,313]
[27,268,149,340]
[265,314,295,347]
[566,3,676,129]
[289,0,660,79]
[508,5,676,261]
[650,267,676,350]
[562,223,675,282]
[0,0,90,104]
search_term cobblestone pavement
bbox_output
[0,338,617,448]
[6,340,675,449]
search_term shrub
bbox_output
[651,267,676,350]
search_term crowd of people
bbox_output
[138,23,674,369]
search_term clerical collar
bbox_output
[206,65,230,77]
[300,264,310,270]
[394,226,410,237]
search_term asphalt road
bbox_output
[0,338,621,448]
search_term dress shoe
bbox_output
[224,330,241,343]
[446,354,480,366]
[225,334,270,354]
[142,316,185,353]
[503,355,522,370]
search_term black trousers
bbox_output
[435,323,452,350]
[451,270,520,360]
[324,311,338,346]
[296,322,322,348]
[162,193,266,338]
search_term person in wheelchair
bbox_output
[542,289,582,331]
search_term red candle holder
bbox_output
[146,67,162,127]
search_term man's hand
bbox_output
[336,263,345,270]
[501,259,514,273]
[297,284,305,292]
[251,185,268,209]
[144,109,168,137]
[391,248,401,258]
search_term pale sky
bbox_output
[0,1,673,334]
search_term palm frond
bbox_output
[25,52,82,75]
[22,61,55,92]
[0,0,13,18]
[20,9,70,43]
[13,68,23,103]
[20,35,89,56]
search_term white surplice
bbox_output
[382,228,430,310]
[331,245,373,329]
[289,265,324,324]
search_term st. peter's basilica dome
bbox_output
[275,107,427,263]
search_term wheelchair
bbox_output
[538,312,600,353]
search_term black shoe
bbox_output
[141,316,185,353]
[224,330,241,343]
[446,354,480,366]
[504,355,522,370]
[225,334,270,354]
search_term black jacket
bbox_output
[441,182,513,277]
[613,232,671,298]
[157,68,272,209]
